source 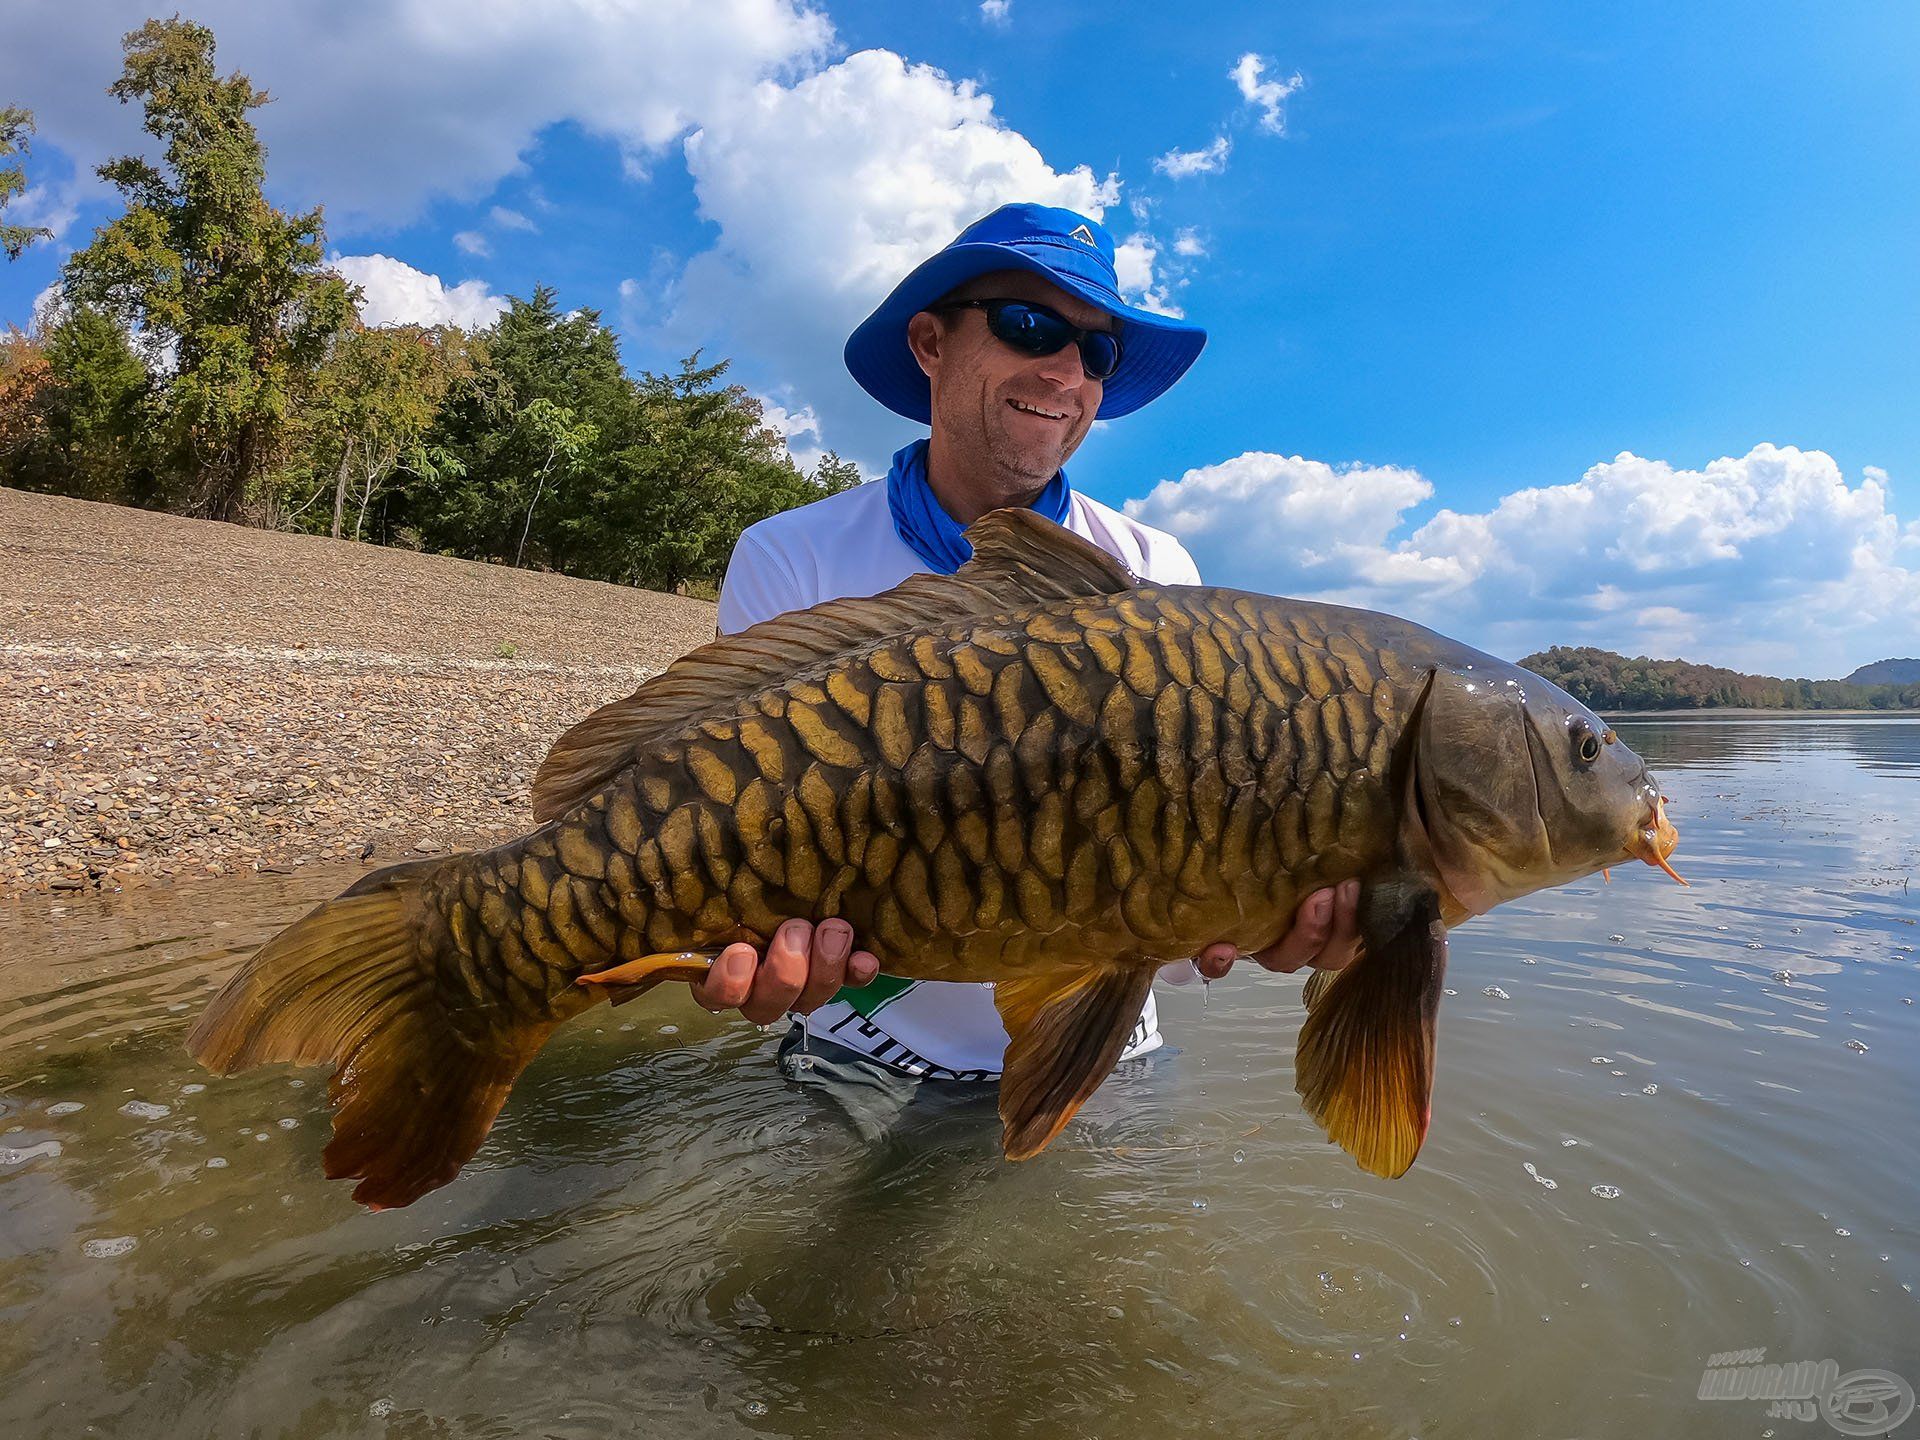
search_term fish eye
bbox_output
[1570,717,1603,764]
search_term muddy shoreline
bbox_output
[2,488,719,898]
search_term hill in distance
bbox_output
[1519,646,1920,712]
[1844,658,1920,685]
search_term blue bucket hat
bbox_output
[844,202,1207,423]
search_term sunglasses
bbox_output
[932,298,1124,382]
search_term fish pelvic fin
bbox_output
[577,951,718,1007]
[1295,887,1448,1180]
[186,857,573,1211]
[994,963,1157,1161]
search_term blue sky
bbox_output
[4,0,1916,674]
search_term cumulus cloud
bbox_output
[755,395,827,471]
[674,48,1162,458]
[0,0,833,227]
[1173,227,1207,257]
[330,254,509,330]
[1154,135,1231,179]
[1126,444,1920,675]
[1231,53,1303,135]
[980,0,1012,25]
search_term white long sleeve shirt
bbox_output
[716,476,1204,1079]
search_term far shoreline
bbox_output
[1605,707,1919,718]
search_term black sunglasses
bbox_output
[932,298,1124,382]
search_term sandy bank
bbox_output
[2,487,719,897]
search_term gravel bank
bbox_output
[2,487,720,897]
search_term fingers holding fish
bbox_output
[1252,878,1363,976]
[691,919,880,1024]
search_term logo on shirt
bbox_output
[1068,223,1097,247]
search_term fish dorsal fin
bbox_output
[529,508,1140,820]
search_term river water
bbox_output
[2,716,1915,1439]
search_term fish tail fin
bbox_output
[1294,890,1449,1179]
[186,857,564,1210]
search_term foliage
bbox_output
[1520,646,1920,711]
[275,322,476,538]
[7,17,857,599]
[1,107,53,261]
[59,18,354,521]
[0,311,156,502]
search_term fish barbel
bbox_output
[188,511,1681,1209]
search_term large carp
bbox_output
[189,510,1682,1209]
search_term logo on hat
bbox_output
[1068,224,1096,246]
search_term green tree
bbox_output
[60,18,353,521]
[809,449,863,496]
[278,322,476,539]
[1,107,52,261]
[0,310,155,501]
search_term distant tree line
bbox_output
[1521,646,1920,711]
[0,19,858,593]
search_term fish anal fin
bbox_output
[994,963,1157,1161]
[531,510,1139,821]
[1294,888,1448,1179]
[576,951,718,1006]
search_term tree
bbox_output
[278,323,475,539]
[1,107,52,261]
[60,19,353,521]
[809,450,863,496]
[0,311,154,501]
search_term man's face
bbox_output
[907,269,1114,489]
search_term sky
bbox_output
[3,0,1916,677]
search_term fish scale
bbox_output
[415,584,1407,1024]
[188,509,1679,1209]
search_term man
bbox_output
[694,203,1360,1088]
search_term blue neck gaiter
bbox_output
[885,437,1072,575]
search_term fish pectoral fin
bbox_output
[576,952,718,1007]
[994,964,1158,1161]
[1294,888,1448,1180]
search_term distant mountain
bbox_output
[1519,646,1920,711]
[1844,658,1920,685]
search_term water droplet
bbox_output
[288,1078,305,1089]
[1835,1227,1850,1237]
[1521,957,1537,965]
[1773,970,1793,984]
[118,1100,170,1121]
[1608,934,1625,943]
[1746,941,1764,950]
[205,1157,228,1169]
[660,1024,679,1035]
[1443,988,1458,996]
[1590,1185,1622,1200]
[179,1083,205,1096]
[1590,1057,1612,1065]
[1329,1196,1344,1209]
[1523,1162,1558,1190]
[1232,1150,1246,1164]
[745,1401,768,1418]
[1642,1084,1658,1095]
[1105,1305,1124,1319]
[82,1236,137,1258]
[1447,1316,1462,1326]
[45,1101,84,1116]
[1845,1039,1869,1053]
[1560,1138,1580,1148]
[1482,985,1510,1000]
[368,1398,394,1418]
[277,1117,299,1130]
[1191,1197,1208,1212]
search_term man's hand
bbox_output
[1194,879,1363,981]
[690,917,880,1025]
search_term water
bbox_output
[1,716,1916,1438]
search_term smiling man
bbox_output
[702,203,1360,1096]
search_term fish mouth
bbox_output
[1625,792,1687,886]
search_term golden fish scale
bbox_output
[422,589,1414,1020]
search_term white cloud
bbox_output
[330,253,509,330]
[0,0,834,228]
[980,0,1012,25]
[1154,135,1231,179]
[1231,53,1303,136]
[488,205,538,234]
[8,175,82,244]
[755,394,826,471]
[1113,233,1183,317]
[1173,227,1207,257]
[674,47,1146,460]
[452,230,491,257]
[1126,444,1920,676]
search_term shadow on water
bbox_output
[3,717,1917,1438]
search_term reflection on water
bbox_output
[2,718,1916,1438]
